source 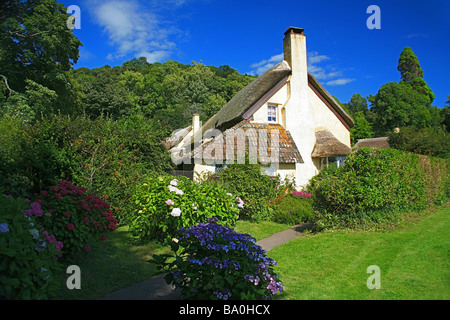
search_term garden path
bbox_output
[102,222,312,300]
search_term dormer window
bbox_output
[268,104,277,122]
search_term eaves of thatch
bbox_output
[311,130,352,157]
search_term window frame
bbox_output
[267,104,277,123]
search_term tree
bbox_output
[397,47,434,104]
[347,93,368,116]
[0,0,82,114]
[350,111,374,145]
[369,81,432,132]
[397,47,423,82]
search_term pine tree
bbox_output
[397,47,434,104]
[397,47,423,82]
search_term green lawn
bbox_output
[55,206,449,300]
[269,206,450,300]
[56,225,171,300]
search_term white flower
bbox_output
[168,185,178,193]
[175,188,184,196]
[192,204,198,210]
[172,238,179,243]
[170,179,178,186]
[171,208,181,217]
[226,193,232,196]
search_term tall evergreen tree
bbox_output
[397,47,434,104]
[397,47,423,82]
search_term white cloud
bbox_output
[325,78,356,86]
[248,49,355,86]
[307,51,330,64]
[248,53,284,75]
[91,0,176,63]
[307,51,344,80]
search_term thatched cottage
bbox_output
[167,27,354,188]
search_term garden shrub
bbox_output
[32,180,118,257]
[271,192,314,225]
[0,195,61,299]
[308,147,449,229]
[0,114,173,224]
[129,174,241,243]
[152,218,284,300]
[206,164,295,222]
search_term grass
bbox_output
[55,225,171,300]
[54,220,291,299]
[234,220,292,241]
[53,206,449,300]
[269,206,450,300]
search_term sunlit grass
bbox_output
[269,206,450,300]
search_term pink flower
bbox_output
[64,211,71,218]
[165,199,174,206]
[101,235,107,241]
[82,246,90,252]
[83,217,89,223]
[67,223,75,231]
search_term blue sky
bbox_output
[61,0,450,107]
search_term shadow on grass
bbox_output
[54,226,171,300]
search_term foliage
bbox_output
[271,193,314,225]
[0,0,82,114]
[368,81,435,132]
[0,195,61,299]
[152,218,284,300]
[388,126,450,158]
[70,60,255,129]
[32,180,118,257]
[206,164,296,222]
[350,110,374,145]
[0,113,173,223]
[129,175,241,243]
[397,47,424,82]
[307,147,449,230]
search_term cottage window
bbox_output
[268,104,277,122]
[213,162,227,173]
[319,156,346,170]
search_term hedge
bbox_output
[307,147,449,229]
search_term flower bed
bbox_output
[130,175,241,243]
[33,180,118,257]
[152,218,284,300]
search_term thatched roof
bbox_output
[191,120,303,164]
[311,130,352,157]
[193,61,292,142]
[353,137,390,150]
[163,125,192,150]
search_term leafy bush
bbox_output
[152,218,284,300]
[206,164,295,222]
[0,114,173,224]
[388,127,450,158]
[0,195,61,299]
[129,175,241,243]
[271,193,314,225]
[308,147,449,229]
[33,180,118,257]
